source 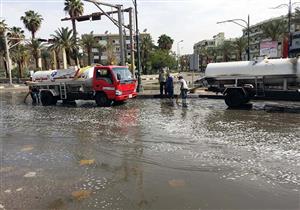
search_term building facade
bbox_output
[89,33,149,65]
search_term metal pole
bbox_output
[134,0,142,92]
[4,30,12,86]
[288,0,292,57]
[117,5,125,66]
[247,15,250,61]
[129,8,135,77]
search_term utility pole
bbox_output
[134,0,142,92]
[129,8,135,76]
[4,29,12,86]
[117,5,125,66]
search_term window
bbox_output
[96,69,113,84]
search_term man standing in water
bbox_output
[158,69,166,96]
[165,72,174,99]
[178,75,189,107]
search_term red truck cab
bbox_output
[93,66,137,106]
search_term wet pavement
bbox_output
[0,92,299,210]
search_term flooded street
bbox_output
[0,92,299,210]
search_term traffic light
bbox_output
[92,13,101,21]
[76,16,90,22]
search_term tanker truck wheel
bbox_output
[224,89,245,108]
[40,91,56,106]
[95,92,112,107]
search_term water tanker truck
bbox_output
[198,57,300,108]
[26,65,137,106]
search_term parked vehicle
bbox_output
[198,57,300,107]
[26,65,137,106]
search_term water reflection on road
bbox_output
[0,92,299,210]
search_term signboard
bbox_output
[189,54,199,71]
[260,41,278,58]
[290,32,300,52]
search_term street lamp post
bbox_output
[177,40,183,71]
[217,15,251,61]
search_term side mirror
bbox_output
[117,73,121,81]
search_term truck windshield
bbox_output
[112,67,133,81]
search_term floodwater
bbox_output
[0,92,299,210]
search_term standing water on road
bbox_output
[0,92,299,210]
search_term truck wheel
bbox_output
[95,92,112,107]
[41,91,56,106]
[225,90,245,108]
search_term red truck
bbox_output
[26,65,137,106]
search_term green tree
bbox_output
[41,49,50,70]
[64,0,84,65]
[7,26,25,45]
[20,10,43,39]
[234,37,247,61]
[149,49,176,72]
[80,32,97,65]
[51,27,76,66]
[219,41,234,62]
[158,34,174,51]
[64,0,84,41]
[0,20,8,77]
[11,44,29,78]
[27,39,43,70]
[140,34,154,74]
[261,19,288,41]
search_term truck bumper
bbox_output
[114,92,138,101]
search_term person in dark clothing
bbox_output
[165,72,174,99]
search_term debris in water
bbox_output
[0,204,4,209]
[168,179,186,188]
[16,188,23,192]
[24,172,36,178]
[0,167,14,173]
[4,189,11,193]
[21,145,34,152]
[80,159,95,166]
[72,190,91,201]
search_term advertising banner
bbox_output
[260,41,278,58]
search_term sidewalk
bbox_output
[0,84,28,92]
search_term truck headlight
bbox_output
[115,90,122,96]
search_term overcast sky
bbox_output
[0,0,292,54]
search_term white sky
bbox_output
[0,0,293,54]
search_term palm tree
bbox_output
[27,39,43,69]
[64,0,84,41]
[0,20,8,77]
[261,19,288,41]
[140,34,154,74]
[7,26,25,45]
[64,0,84,66]
[80,32,97,65]
[41,49,50,70]
[234,37,247,61]
[219,41,234,62]
[20,10,43,39]
[158,34,174,51]
[51,27,76,66]
[11,44,29,78]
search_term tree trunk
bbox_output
[72,19,79,66]
[18,61,22,78]
[55,50,60,69]
[3,59,8,78]
[35,56,39,70]
[88,49,91,65]
[32,31,35,40]
[66,49,71,66]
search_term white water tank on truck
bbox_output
[205,58,300,78]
